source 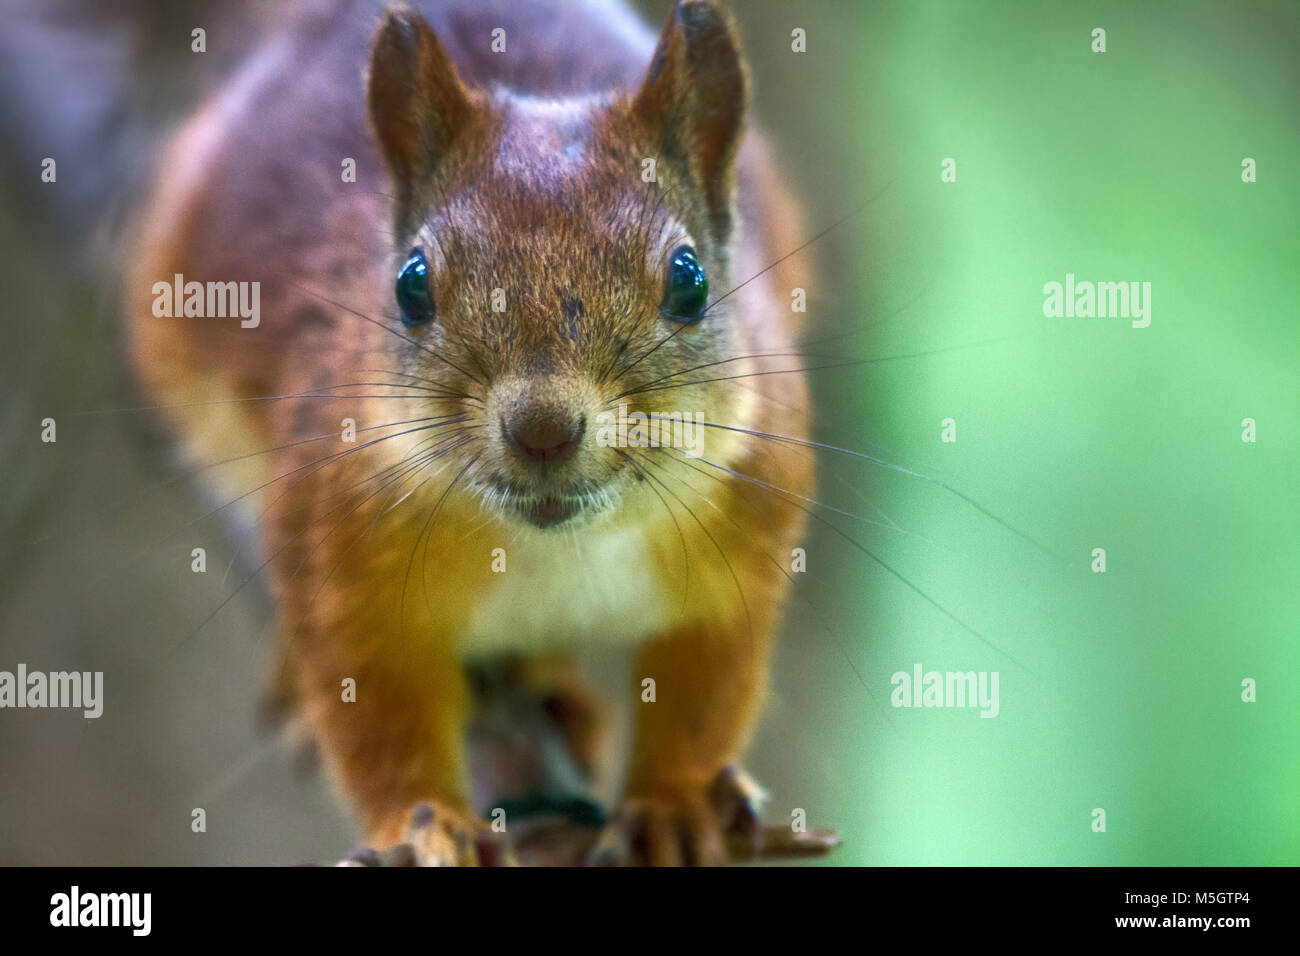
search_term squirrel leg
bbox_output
[268,470,513,865]
[592,618,773,866]
[293,636,491,865]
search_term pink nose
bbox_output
[506,414,584,465]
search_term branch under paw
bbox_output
[336,816,840,867]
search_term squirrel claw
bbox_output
[344,800,517,867]
[709,764,768,857]
[586,795,723,867]
[588,765,765,867]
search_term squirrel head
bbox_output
[365,1,752,529]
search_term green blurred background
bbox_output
[755,0,1299,865]
[0,0,1294,864]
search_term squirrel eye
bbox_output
[395,247,435,327]
[660,245,708,323]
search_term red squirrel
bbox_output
[128,0,815,865]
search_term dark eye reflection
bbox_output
[660,245,708,323]
[395,247,435,327]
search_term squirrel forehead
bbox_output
[418,201,688,299]
[471,94,664,207]
[493,96,599,179]
[421,106,689,267]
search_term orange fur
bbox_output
[127,0,812,863]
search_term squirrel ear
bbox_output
[633,0,749,239]
[367,5,472,224]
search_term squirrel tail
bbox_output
[0,0,279,260]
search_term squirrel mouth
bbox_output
[484,474,616,529]
[519,495,583,529]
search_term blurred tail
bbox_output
[0,0,278,256]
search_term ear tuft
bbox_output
[367,5,472,229]
[634,0,748,239]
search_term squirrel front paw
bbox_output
[345,800,516,867]
[587,765,767,867]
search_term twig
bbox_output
[336,817,840,867]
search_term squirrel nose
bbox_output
[505,412,585,466]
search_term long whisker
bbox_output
[278,436,478,671]
[797,284,932,350]
[287,280,487,387]
[603,179,907,392]
[612,448,690,616]
[651,444,1034,674]
[671,449,903,531]
[605,314,693,387]
[219,427,468,588]
[618,334,1025,398]
[159,428,472,662]
[229,427,477,572]
[71,418,472,593]
[186,436,466,682]
[400,454,480,633]
[40,415,455,549]
[699,178,894,317]
[630,447,898,732]
[615,348,855,398]
[65,382,479,417]
[624,448,754,645]
[647,414,1060,561]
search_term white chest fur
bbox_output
[459,521,670,660]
